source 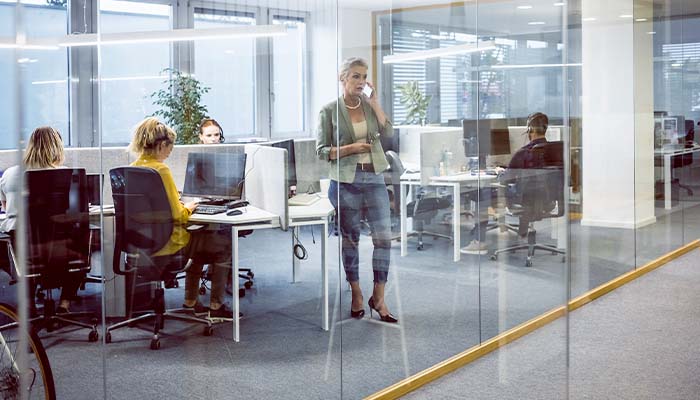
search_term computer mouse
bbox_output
[226,209,243,216]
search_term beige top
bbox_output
[352,120,371,164]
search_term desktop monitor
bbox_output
[463,120,513,168]
[490,129,511,156]
[182,152,247,200]
[270,139,298,189]
[86,173,103,205]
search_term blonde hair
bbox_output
[339,57,368,81]
[23,126,65,169]
[128,117,176,155]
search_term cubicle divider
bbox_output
[419,128,466,185]
[0,141,323,207]
[293,138,327,194]
[244,145,288,231]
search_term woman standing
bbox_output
[128,117,233,318]
[316,57,397,323]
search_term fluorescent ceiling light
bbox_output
[5,25,286,49]
[517,5,533,9]
[0,41,60,50]
[528,21,546,25]
[553,2,565,6]
[635,18,648,22]
[619,14,633,18]
[647,31,656,35]
[492,63,582,69]
[583,17,597,22]
[383,41,496,64]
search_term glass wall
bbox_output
[0,0,697,399]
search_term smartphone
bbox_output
[362,85,373,98]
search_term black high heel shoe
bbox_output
[368,297,398,323]
[351,296,365,319]
[350,308,365,319]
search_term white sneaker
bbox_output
[461,240,488,255]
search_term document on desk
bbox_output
[189,206,279,226]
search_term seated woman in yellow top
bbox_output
[128,117,233,318]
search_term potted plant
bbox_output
[151,68,210,144]
[398,81,431,125]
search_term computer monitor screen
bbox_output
[86,173,102,205]
[462,119,479,158]
[270,139,298,189]
[182,152,247,199]
[490,129,511,156]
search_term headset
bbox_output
[526,112,549,137]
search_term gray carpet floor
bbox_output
[0,198,697,399]
[403,248,700,400]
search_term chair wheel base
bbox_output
[150,337,161,350]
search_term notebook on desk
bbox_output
[289,193,320,206]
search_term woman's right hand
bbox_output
[184,201,199,212]
[352,143,372,154]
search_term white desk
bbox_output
[190,203,334,340]
[400,172,497,262]
[288,198,335,332]
[190,206,279,342]
[655,146,700,210]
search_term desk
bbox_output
[288,198,334,332]
[190,203,333,341]
[400,172,497,262]
[655,146,700,210]
[190,205,278,342]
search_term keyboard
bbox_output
[288,193,320,206]
[193,205,227,215]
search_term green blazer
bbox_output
[316,96,394,183]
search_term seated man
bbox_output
[461,112,550,254]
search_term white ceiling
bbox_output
[364,0,568,37]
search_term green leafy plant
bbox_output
[150,68,210,144]
[46,0,67,7]
[398,81,431,125]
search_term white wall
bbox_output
[339,7,373,80]
[581,0,655,229]
[309,6,374,132]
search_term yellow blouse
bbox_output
[131,154,192,256]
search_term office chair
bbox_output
[106,167,213,350]
[385,151,452,250]
[6,169,100,341]
[673,121,695,197]
[384,150,406,231]
[491,141,566,267]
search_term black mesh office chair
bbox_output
[385,150,451,250]
[106,167,212,350]
[491,141,566,267]
[674,120,695,196]
[7,169,100,341]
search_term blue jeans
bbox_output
[329,170,391,283]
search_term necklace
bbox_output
[345,97,361,110]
